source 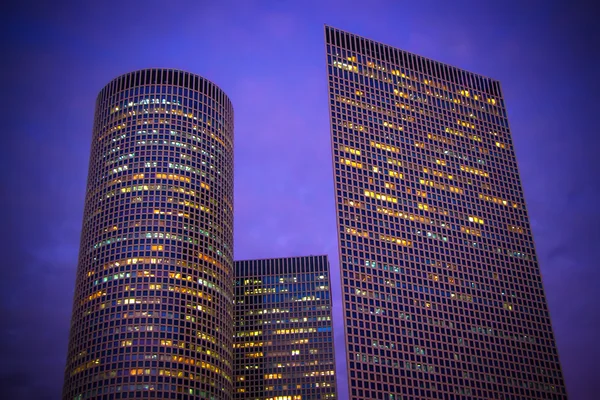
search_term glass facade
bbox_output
[234,256,337,400]
[325,26,567,399]
[63,69,234,400]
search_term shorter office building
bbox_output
[234,255,337,400]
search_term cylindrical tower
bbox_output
[63,69,234,400]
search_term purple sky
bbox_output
[2,1,598,399]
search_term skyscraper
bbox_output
[63,69,235,400]
[233,256,337,400]
[325,26,567,399]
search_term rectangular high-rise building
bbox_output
[325,26,567,399]
[233,255,337,400]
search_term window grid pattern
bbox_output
[233,256,337,400]
[325,26,567,400]
[63,69,235,400]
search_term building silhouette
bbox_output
[234,256,337,400]
[63,69,235,400]
[325,26,567,399]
